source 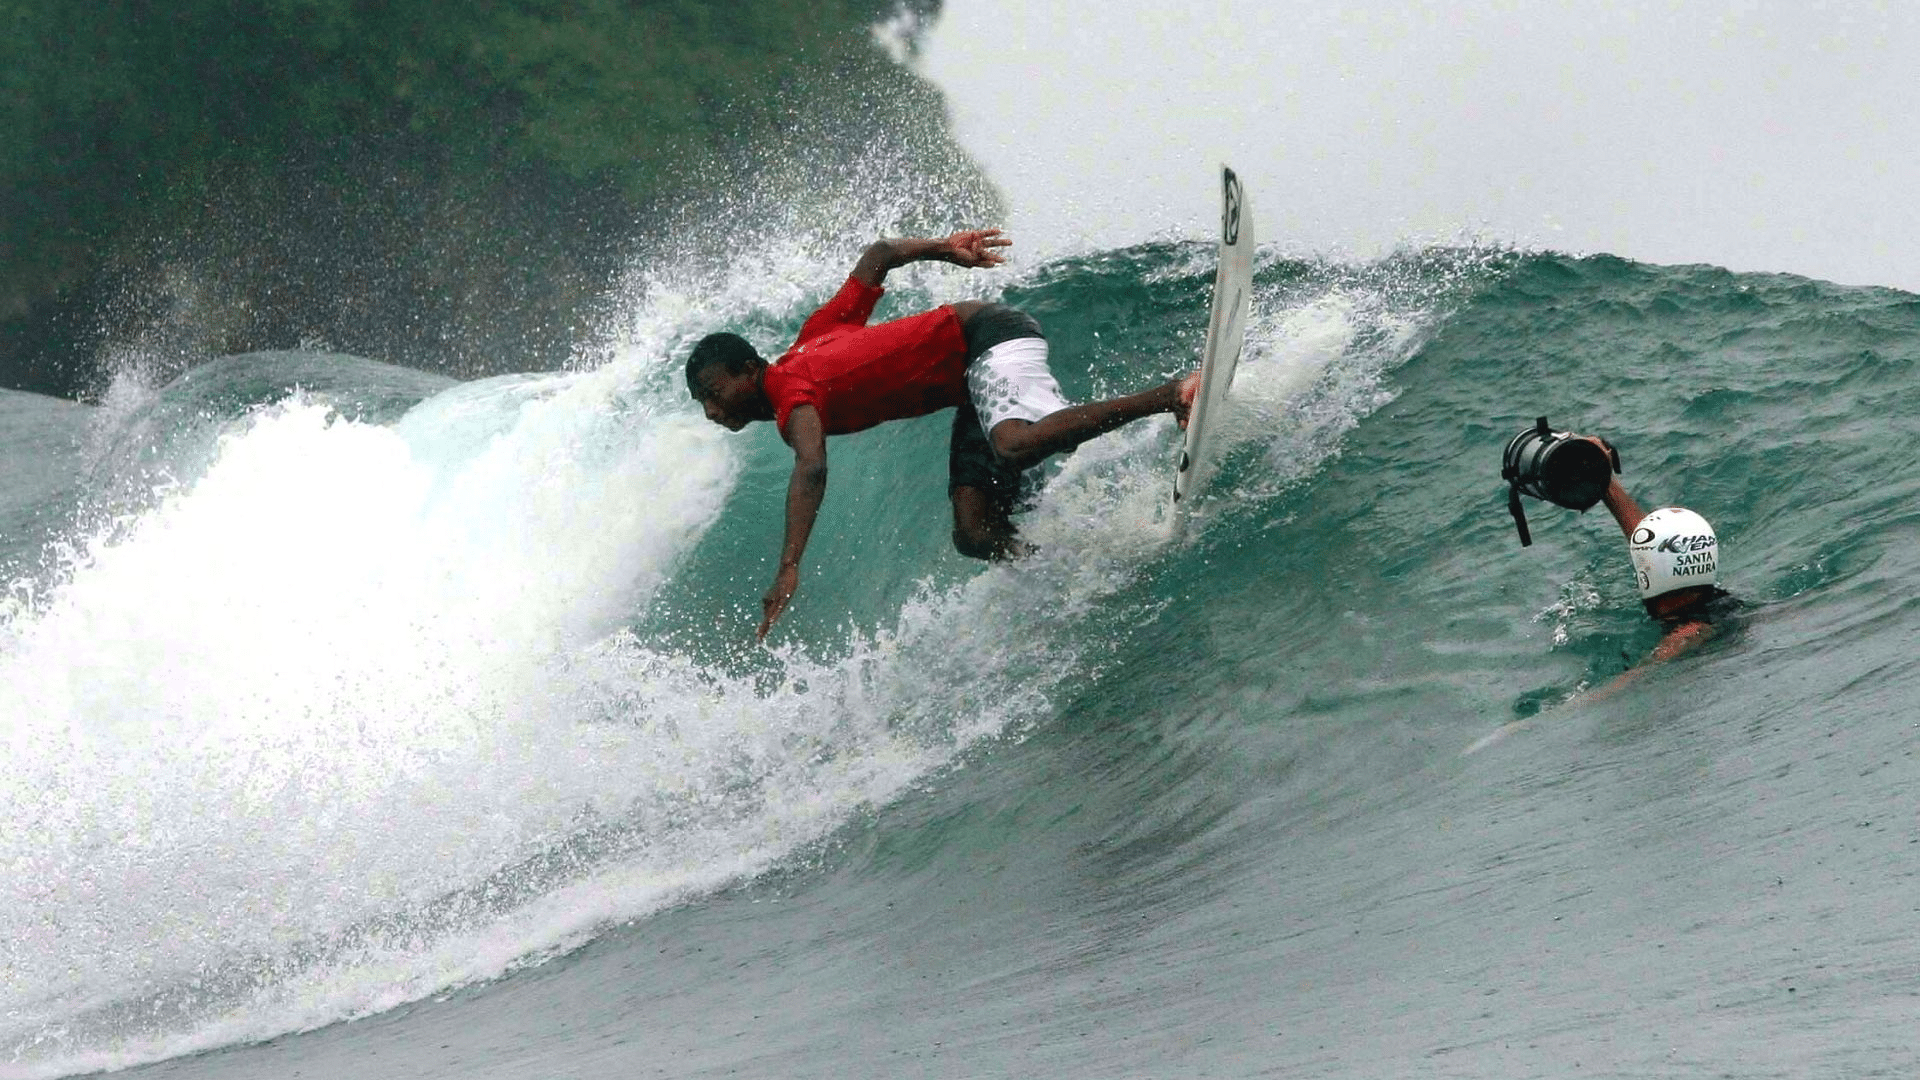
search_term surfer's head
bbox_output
[686,333,769,431]
[1628,506,1719,617]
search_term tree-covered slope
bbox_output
[0,0,986,397]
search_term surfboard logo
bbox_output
[1222,169,1242,247]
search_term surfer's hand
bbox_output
[758,564,801,641]
[1173,371,1202,430]
[942,229,1010,269]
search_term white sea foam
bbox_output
[0,349,756,1063]
[0,264,1047,1079]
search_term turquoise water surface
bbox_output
[3,242,1918,1078]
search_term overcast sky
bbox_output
[919,1,1919,291]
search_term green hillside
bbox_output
[0,0,986,397]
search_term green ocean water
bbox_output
[3,247,1919,1078]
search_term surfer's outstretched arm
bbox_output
[849,230,1010,287]
[760,405,828,641]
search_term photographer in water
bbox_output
[1503,419,1732,674]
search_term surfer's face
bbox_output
[692,370,760,431]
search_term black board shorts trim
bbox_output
[949,304,1046,509]
[962,304,1046,360]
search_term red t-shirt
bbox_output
[763,276,969,437]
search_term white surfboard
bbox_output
[1173,165,1255,519]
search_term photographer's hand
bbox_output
[1572,434,1645,538]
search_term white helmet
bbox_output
[1628,507,1719,600]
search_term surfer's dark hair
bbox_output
[685,333,763,396]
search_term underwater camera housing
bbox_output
[1501,417,1621,546]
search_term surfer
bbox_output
[686,229,1200,639]
[1573,435,1733,678]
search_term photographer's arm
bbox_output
[1586,619,1717,703]
[1577,436,1645,538]
[1596,473,1647,539]
[1647,620,1715,662]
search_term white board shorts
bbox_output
[966,334,1072,435]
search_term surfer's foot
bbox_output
[1173,371,1202,430]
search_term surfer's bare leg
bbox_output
[987,375,1200,472]
[950,485,1025,561]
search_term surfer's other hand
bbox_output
[942,229,1010,269]
[758,564,800,641]
[1173,370,1202,430]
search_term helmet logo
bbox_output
[1630,527,1655,545]
[1655,533,1716,554]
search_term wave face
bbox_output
[3,246,1919,1079]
